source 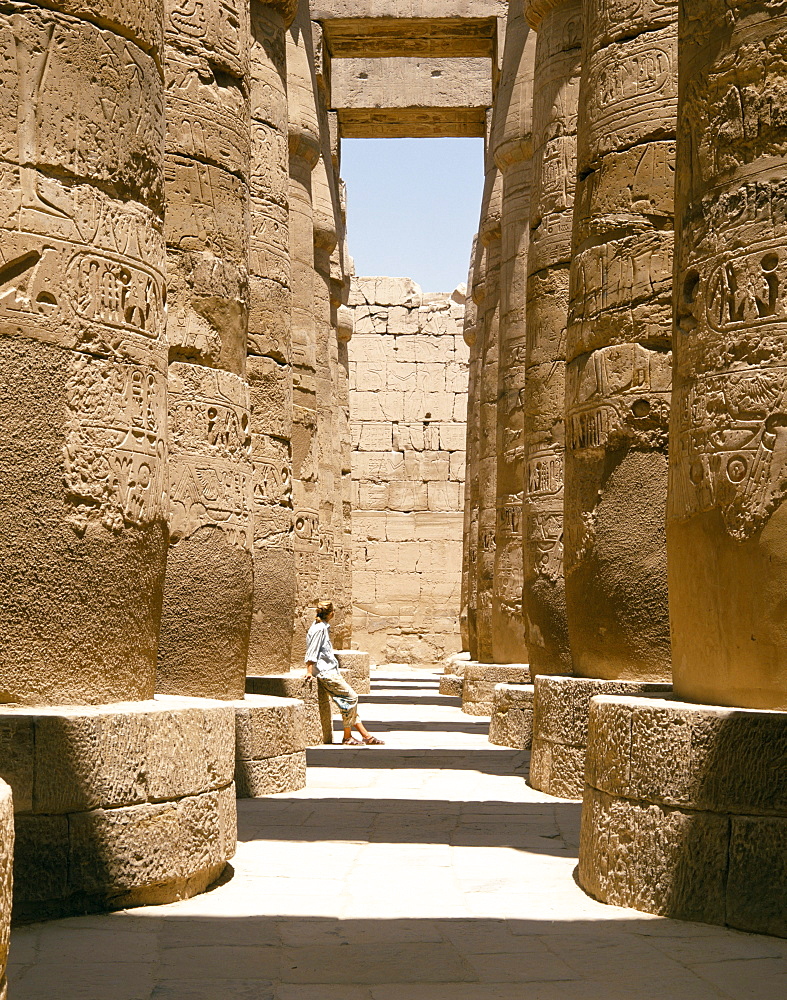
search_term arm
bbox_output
[304,625,324,678]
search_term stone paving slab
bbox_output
[7,666,787,999]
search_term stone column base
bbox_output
[335,650,371,694]
[0,780,12,999]
[461,663,531,716]
[489,684,534,748]
[234,695,308,797]
[246,673,333,744]
[579,695,787,938]
[530,676,672,799]
[439,673,464,696]
[0,697,237,922]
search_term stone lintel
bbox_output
[579,695,787,938]
[317,15,501,58]
[338,106,487,138]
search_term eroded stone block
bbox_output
[488,683,533,748]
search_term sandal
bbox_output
[362,735,385,745]
[342,736,364,746]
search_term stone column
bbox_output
[522,0,580,679]
[0,780,11,1000]
[287,0,321,664]
[564,0,675,683]
[247,0,298,675]
[475,166,503,663]
[668,1,787,713]
[492,2,536,664]
[577,0,787,940]
[0,0,169,707]
[157,0,254,700]
[460,236,480,655]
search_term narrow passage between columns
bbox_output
[8,668,786,999]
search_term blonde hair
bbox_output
[316,600,334,621]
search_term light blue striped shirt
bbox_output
[304,620,339,675]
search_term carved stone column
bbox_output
[247,0,297,674]
[669,0,787,713]
[460,236,480,655]
[287,0,321,663]
[157,0,254,700]
[475,166,502,663]
[0,779,11,999]
[492,3,536,664]
[0,0,169,706]
[564,0,676,683]
[576,0,787,937]
[522,0,580,678]
[0,0,236,918]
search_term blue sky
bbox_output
[340,137,485,294]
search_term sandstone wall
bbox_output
[349,277,467,663]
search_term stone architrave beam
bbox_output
[330,56,492,138]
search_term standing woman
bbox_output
[305,601,384,745]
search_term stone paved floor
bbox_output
[8,666,787,999]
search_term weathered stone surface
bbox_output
[521,0,580,677]
[579,785,728,925]
[529,675,671,799]
[335,650,372,695]
[491,5,535,664]
[235,751,307,797]
[489,682,533,748]
[0,0,169,706]
[246,674,333,745]
[580,695,787,937]
[462,662,530,716]
[157,365,254,700]
[2,700,236,921]
[349,278,466,664]
[667,0,787,711]
[0,780,12,998]
[439,673,463,697]
[561,0,675,684]
[0,699,235,817]
[234,694,307,759]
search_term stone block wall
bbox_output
[348,277,468,663]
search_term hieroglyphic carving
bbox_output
[165,0,248,79]
[167,364,253,548]
[566,344,671,452]
[65,356,168,531]
[0,9,164,210]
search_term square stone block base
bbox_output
[461,663,531,716]
[529,676,672,800]
[489,683,534,749]
[246,673,333,744]
[579,694,787,938]
[0,780,12,998]
[335,650,371,695]
[0,697,237,922]
[234,695,308,797]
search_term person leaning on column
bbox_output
[304,601,384,746]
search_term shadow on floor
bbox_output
[360,695,458,706]
[236,795,581,856]
[305,747,525,775]
[8,911,754,1000]
[367,720,487,734]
